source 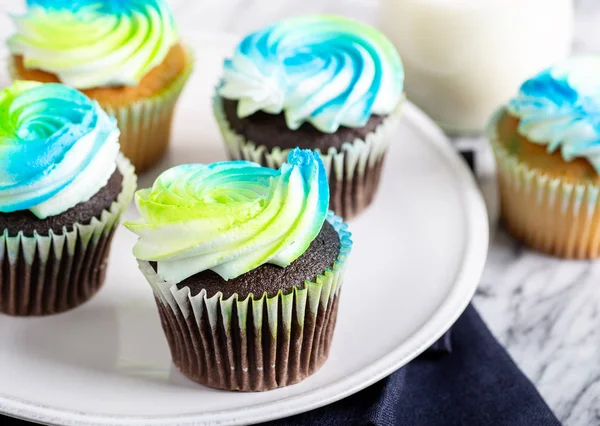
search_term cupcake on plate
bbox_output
[214,15,404,220]
[7,0,193,173]
[0,81,136,316]
[125,148,352,391]
[488,56,600,258]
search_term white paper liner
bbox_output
[213,95,405,219]
[489,107,600,258]
[0,154,137,315]
[138,212,353,391]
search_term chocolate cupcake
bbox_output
[126,149,352,391]
[0,81,137,316]
[214,15,404,219]
[7,0,193,172]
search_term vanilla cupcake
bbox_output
[126,149,352,391]
[0,81,136,315]
[7,0,193,172]
[214,15,404,219]
[488,56,600,258]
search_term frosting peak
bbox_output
[0,81,120,218]
[8,0,179,89]
[218,15,404,133]
[126,148,330,282]
[508,56,600,173]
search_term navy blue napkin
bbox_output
[260,305,561,426]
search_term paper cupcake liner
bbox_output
[101,51,194,173]
[0,154,137,316]
[138,213,352,391]
[213,95,405,220]
[489,108,600,258]
[8,49,194,174]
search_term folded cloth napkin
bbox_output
[259,305,561,426]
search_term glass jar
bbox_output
[381,0,574,134]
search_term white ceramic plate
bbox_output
[0,33,489,426]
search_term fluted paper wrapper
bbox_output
[100,53,193,173]
[138,213,352,391]
[489,109,600,258]
[213,95,404,220]
[8,51,194,173]
[0,155,137,316]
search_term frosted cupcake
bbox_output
[0,81,136,315]
[488,57,600,258]
[126,149,352,391]
[7,0,193,172]
[214,15,404,219]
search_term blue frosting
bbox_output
[26,0,169,15]
[218,15,404,133]
[0,81,120,218]
[508,56,600,173]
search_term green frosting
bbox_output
[125,149,330,282]
[8,0,179,89]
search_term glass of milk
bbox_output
[381,0,574,134]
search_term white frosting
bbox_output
[30,130,119,218]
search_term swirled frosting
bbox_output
[0,81,120,219]
[508,56,600,173]
[218,15,404,133]
[8,0,179,89]
[125,148,330,282]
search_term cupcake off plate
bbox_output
[0,33,489,426]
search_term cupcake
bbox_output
[125,148,352,391]
[0,81,136,316]
[214,15,404,220]
[7,0,193,173]
[488,56,600,258]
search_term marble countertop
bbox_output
[0,0,598,425]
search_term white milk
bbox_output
[381,0,574,134]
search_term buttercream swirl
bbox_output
[125,148,330,282]
[0,81,120,219]
[8,0,179,89]
[508,56,600,173]
[218,15,404,133]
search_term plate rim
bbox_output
[0,100,489,426]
